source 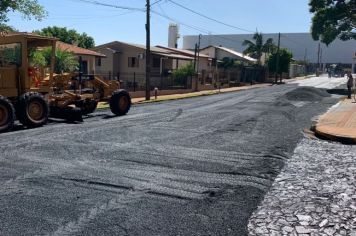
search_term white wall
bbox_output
[183,33,356,64]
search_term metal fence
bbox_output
[94,71,192,91]
[94,66,266,92]
[217,66,267,86]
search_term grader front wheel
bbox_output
[17,92,49,127]
[0,96,15,132]
[109,90,131,116]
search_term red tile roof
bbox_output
[56,41,106,57]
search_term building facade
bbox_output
[92,41,196,90]
[183,33,356,70]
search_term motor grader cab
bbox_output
[0,32,131,133]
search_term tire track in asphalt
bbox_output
[48,191,141,236]
[0,138,272,200]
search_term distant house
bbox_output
[156,46,217,85]
[92,41,195,90]
[156,46,212,72]
[198,46,270,85]
[56,41,106,74]
[199,45,257,64]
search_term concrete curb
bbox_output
[134,84,271,105]
[97,84,271,109]
[314,128,356,144]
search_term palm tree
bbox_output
[31,48,78,73]
[242,32,275,65]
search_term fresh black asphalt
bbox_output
[0,84,338,236]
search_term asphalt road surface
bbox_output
[0,78,343,236]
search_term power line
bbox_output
[45,12,134,20]
[151,0,164,6]
[68,0,145,12]
[167,0,255,33]
[280,34,306,48]
[70,0,246,46]
[152,9,210,35]
[155,1,250,45]
[152,9,245,45]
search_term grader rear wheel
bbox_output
[0,96,15,132]
[17,92,49,127]
[109,90,131,116]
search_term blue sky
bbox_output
[7,0,313,47]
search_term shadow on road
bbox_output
[326,88,348,96]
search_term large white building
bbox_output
[183,33,356,70]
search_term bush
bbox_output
[172,63,195,85]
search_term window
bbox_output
[128,57,139,68]
[153,57,161,68]
[96,57,102,66]
[0,43,22,67]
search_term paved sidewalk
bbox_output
[248,137,356,235]
[132,83,270,104]
[97,83,270,109]
[315,99,356,144]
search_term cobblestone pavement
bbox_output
[248,137,356,236]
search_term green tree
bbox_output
[0,23,17,32]
[0,0,46,23]
[268,48,293,82]
[1,45,21,66]
[34,26,95,49]
[309,0,355,45]
[242,32,275,65]
[30,48,78,74]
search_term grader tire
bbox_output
[17,92,49,128]
[0,96,15,132]
[109,90,131,116]
[81,100,98,115]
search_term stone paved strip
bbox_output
[248,138,356,236]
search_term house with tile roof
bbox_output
[156,45,212,72]
[92,41,196,90]
[56,41,106,74]
[156,46,218,86]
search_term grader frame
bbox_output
[0,32,131,132]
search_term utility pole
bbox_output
[197,34,202,74]
[193,43,198,91]
[194,35,202,91]
[193,44,197,72]
[320,47,323,73]
[317,43,320,76]
[274,32,281,84]
[304,48,308,75]
[145,0,151,100]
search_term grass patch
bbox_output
[97,102,109,109]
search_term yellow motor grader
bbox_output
[0,32,131,132]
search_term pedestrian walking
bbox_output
[327,68,332,78]
[347,72,354,99]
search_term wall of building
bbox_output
[80,55,96,74]
[200,47,216,59]
[94,48,114,75]
[183,33,356,64]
